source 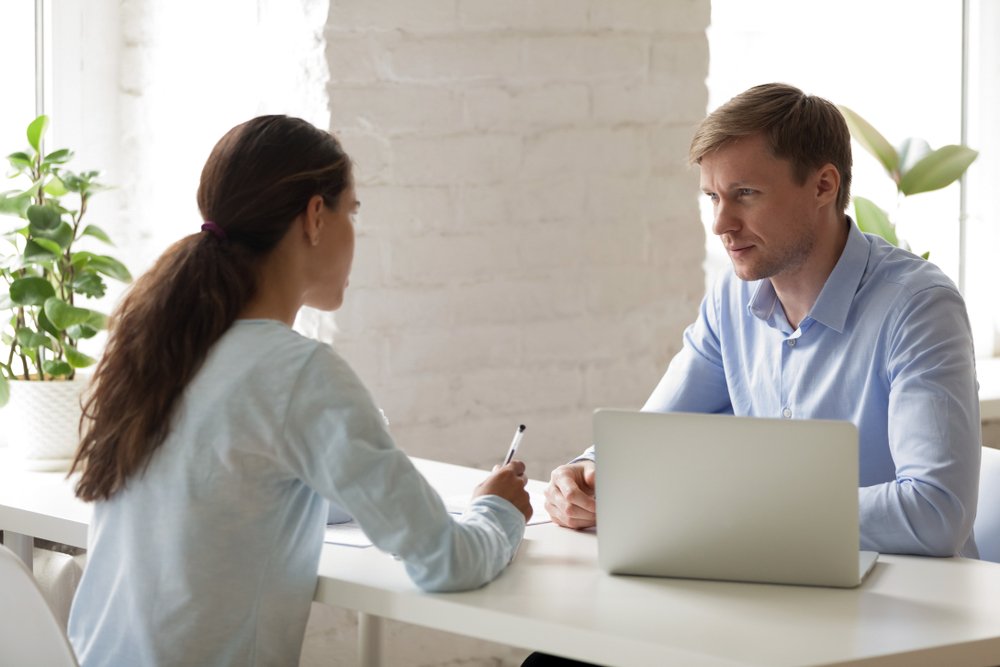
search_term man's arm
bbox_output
[860,285,981,557]
[547,293,732,528]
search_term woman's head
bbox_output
[197,115,352,255]
[71,115,354,502]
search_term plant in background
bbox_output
[837,105,979,259]
[0,115,131,406]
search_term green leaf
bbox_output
[898,145,979,196]
[33,220,73,249]
[0,373,9,408]
[897,137,931,177]
[7,152,32,170]
[24,239,60,260]
[837,105,900,179]
[853,196,899,246]
[42,359,73,378]
[15,327,51,349]
[43,176,69,197]
[38,309,60,337]
[43,148,73,165]
[33,237,64,255]
[71,250,95,267]
[921,251,930,260]
[85,310,108,330]
[72,272,106,298]
[59,171,84,193]
[26,204,61,232]
[43,297,93,329]
[9,276,56,305]
[89,254,131,282]
[80,224,113,244]
[64,344,96,369]
[27,116,49,153]
[66,323,99,339]
[0,191,32,217]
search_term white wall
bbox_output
[58,0,708,484]
[300,4,710,661]
[704,0,965,290]
[312,0,709,485]
[965,0,1000,356]
[55,1,710,664]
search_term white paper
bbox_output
[444,491,552,526]
[324,522,373,548]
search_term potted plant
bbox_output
[0,115,131,470]
[838,105,979,258]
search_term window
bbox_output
[964,0,1000,357]
[0,2,39,154]
[707,0,999,357]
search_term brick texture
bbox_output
[113,1,711,665]
[323,0,710,479]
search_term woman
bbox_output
[67,115,532,666]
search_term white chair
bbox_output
[976,446,1000,563]
[0,543,79,667]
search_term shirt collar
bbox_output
[748,218,869,334]
[804,217,869,334]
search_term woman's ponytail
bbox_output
[71,116,351,501]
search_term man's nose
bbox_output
[712,199,739,237]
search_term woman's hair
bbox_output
[71,115,352,502]
[689,83,853,212]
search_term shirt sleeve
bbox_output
[640,290,732,414]
[277,346,526,592]
[573,290,732,463]
[859,285,981,557]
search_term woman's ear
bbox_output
[302,194,326,247]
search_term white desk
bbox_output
[0,453,89,567]
[323,461,1000,667]
[6,455,1000,666]
[320,525,1000,667]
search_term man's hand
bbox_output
[474,460,533,522]
[545,460,596,529]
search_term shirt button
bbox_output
[782,407,792,419]
[786,339,796,347]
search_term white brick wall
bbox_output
[320,1,710,484]
[118,0,332,272]
[301,5,710,661]
[90,1,710,665]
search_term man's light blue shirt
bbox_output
[587,221,981,557]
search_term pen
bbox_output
[502,424,526,466]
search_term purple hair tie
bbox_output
[201,221,227,241]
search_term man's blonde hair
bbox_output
[690,83,853,212]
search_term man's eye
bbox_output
[737,188,755,197]
[705,192,719,203]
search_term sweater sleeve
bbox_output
[277,346,525,591]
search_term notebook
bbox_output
[594,409,878,588]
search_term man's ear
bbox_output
[815,164,841,207]
[302,194,325,246]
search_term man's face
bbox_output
[699,134,821,283]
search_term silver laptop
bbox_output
[594,409,878,588]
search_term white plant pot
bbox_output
[0,376,90,471]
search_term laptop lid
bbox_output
[594,409,877,588]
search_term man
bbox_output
[546,83,982,559]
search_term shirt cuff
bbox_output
[468,494,526,553]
